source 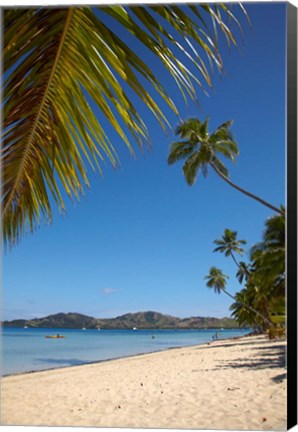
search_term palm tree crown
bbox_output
[204,266,229,294]
[168,117,238,186]
[168,117,283,215]
[236,261,250,284]
[213,228,246,267]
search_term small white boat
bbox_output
[82,327,86,330]
[132,327,137,331]
[24,326,28,329]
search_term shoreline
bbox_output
[1,334,286,430]
[1,332,251,378]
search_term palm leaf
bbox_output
[210,156,229,177]
[3,5,248,247]
[183,147,211,185]
[167,142,194,165]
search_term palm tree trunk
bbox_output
[230,251,240,268]
[230,252,250,281]
[210,162,283,215]
[222,288,273,327]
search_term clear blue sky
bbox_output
[2,3,286,321]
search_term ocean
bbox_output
[1,327,251,376]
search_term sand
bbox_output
[0,334,286,430]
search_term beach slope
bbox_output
[1,334,286,430]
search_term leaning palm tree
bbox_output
[205,266,233,298]
[230,289,263,331]
[3,5,249,247]
[167,117,283,215]
[213,228,246,268]
[205,266,272,327]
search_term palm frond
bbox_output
[213,140,239,162]
[175,118,202,139]
[210,156,229,177]
[3,5,248,246]
[167,141,194,165]
[182,147,211,185]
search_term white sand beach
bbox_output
[1,334,286,430]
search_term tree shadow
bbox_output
[34,357,86,366]
[213,343,286,383]
[272,372,287,382]
[195,338,276,351]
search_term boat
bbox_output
[82,327,86,330]
[132,327,137,331]
[24,326,28,329]
[45,335,65,339]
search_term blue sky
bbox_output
[2,3,286,321]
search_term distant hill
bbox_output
[2,311,239,329]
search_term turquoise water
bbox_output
[1,327,251,376]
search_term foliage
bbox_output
[3,5,248,247]
[206,211,285,335]
[249,210,285,298]
[205,266,229,294]
[230,212,285,334]
[214,228,246,267]
[168,117,238,185]
[168,117,283,215]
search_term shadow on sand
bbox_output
[194,337,286,382]
[214,343,286,382]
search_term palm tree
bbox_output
[204,266,233,298]
[3,5,249,247]
[236,261,250,284]
[205,266,272,327]
[213,228,246,268]
[250,211,285,298]
[167,117,283,215]
[230,289,263,331]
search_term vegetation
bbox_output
[168,116,285,338]
[2,311,240,330]
[3,5,249,247]
[213,229,247,269]
[167,117,283,215]
[205,266,271,330]
[205,213,286,337]
[3,8,285,341]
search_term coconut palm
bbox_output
[167,117,283,215]
[205,266,272,327]
[236,261,250,284]
[250,211,285,297]
[204,266,233,297]
[230,289,263,330]
[3,5,249,247]
[213,228,246,268]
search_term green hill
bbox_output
[2,311,240,329]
